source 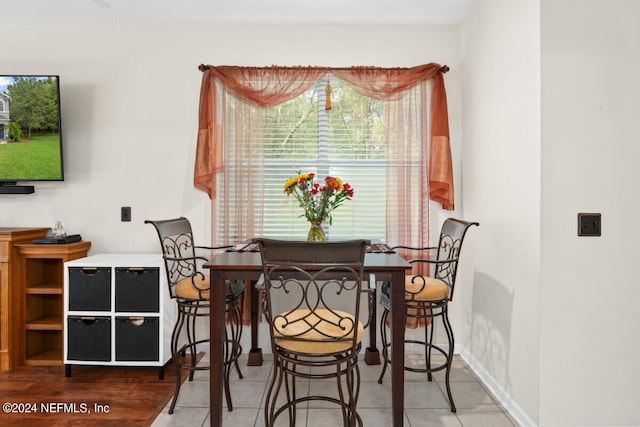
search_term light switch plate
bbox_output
[121,206,131,222]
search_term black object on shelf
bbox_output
[32,234,82,244]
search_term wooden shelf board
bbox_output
[26,317,63,330]
[26,283,63,294]
[24,349,63,366]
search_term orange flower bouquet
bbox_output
[283,172,355,240]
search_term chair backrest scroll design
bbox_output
[256,239,368,353]
[145,217,201,299]
[435,218,479,301]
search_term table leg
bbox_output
[210,270,225,427]
[390,270,406,426]
[247,280,263,366]
[365,282,380,365]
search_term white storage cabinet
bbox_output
[63,254,175,378]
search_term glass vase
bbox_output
[307,220,326,242]
[52,221,66,237]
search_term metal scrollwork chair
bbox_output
[378,218,479,413]
[256,238,369,427]
[145,217,244,414]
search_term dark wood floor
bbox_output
[0,360,193,427]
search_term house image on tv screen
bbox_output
[0,91,9,141]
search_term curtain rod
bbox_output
[198,64,449,73]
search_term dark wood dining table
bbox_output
[204,245,412,426]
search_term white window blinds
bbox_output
[215,76,424,243]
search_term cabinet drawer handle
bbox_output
[129,317,145,326]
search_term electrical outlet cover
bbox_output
[578,213,601,236]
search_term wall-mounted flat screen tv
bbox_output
[0,75,63,193]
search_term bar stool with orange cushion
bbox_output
[145,217,244,414]
[378,218,478,413]
[256,238,369,427]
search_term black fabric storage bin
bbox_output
[68,267,111,311]
[67,316,111,361]
[115,267,159,313]
[115,316,159,361]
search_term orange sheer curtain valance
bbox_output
[195,63,454,210]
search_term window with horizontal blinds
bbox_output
[216,77,423,243]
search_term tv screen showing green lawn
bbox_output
[0,75,63,182]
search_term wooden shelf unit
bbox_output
[0,227,49,371]
[15,241,91,366]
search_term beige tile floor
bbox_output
[151,352,518,427]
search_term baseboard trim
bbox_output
[457,345,538,427]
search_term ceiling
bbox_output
[4,0,478,25]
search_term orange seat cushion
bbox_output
[404,275,450,302]
[175,274,238,301]
[273,308,363,355]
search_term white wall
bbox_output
[0,24,461,254]
[460,0,541,425]
[540,1,640,425]
[461,0,640,426]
